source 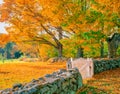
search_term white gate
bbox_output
[67,58,94,79]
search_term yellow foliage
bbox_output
[0,34,10,47]
[0,61,66,89]
[39,44,51,58]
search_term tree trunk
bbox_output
[107,41,117,58]
[58,43,63,57]
[40,25,64,58]
[100,41,104,58]
[57,26,63,58]
[76,47,84,58]
[57,27,63,40]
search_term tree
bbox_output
[0,47,5,63]
[1,0,119,59]
[16,42,40,58]
[75,0,120,58]
[4,42,14,59]
[92,0,120,58]
[0,0,71,58]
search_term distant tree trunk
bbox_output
[58,43,63,57]
[108,42,113,58]
[6,51,11,59]
[106,33,120,58]
[76,47,84,58]
[107,40,117,58]
[0,49,5,63]
[100,41,104,58]
[5,42,14,59]
[2,54,4,63]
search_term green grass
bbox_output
[0,59,19,64]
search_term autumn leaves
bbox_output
[0,0,119,58]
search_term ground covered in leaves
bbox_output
[0,61,120,94]
[77,68,120,94]
[0,61,66,89]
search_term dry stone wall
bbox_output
[93,58,120,74]
[67,58,120,79]
[0,68,83,94]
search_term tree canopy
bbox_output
[0,0,120,58]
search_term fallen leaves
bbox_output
[0,61,66,89]
[78,68,120,94]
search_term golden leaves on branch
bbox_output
[0,34,10,47]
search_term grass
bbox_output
[0,59,18,64]
[77,68,120,94]
[0,60,66,89]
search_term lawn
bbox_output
[77,68,120,94]
[0,60,66,89]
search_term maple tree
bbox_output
[1,0,97,58]
[0,0,120,58]
[12,42,38,58]
[92,0,120,58]
[0,0,69,58]
[64,0,120,58]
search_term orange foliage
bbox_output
[0,61,66,89]
[16,43,40,58]
[0,34,10,47]
[39,44,51,58]
[83,46,91,52]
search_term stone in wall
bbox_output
[93,58,120,74]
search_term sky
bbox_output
[0,0,3,4]
[0,22,8,34]
[0,0,8,34]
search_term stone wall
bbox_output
[93,58,120,74]
[0,68,83,94]
[67,58,120,79]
